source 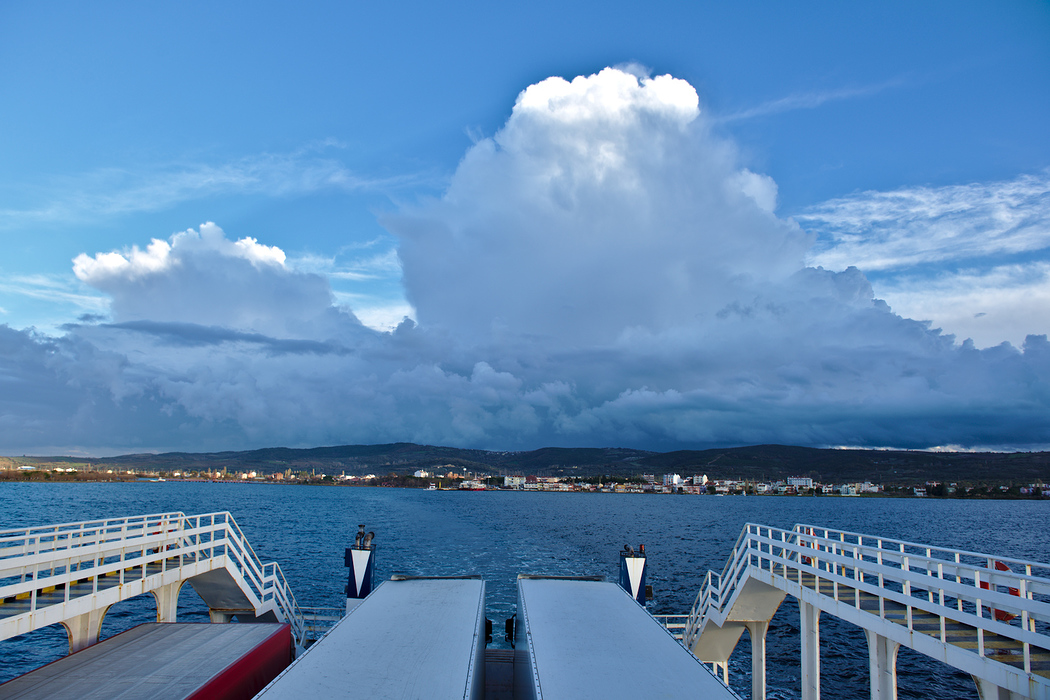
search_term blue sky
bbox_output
[1,1,1049,455]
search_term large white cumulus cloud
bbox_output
[72,222,363,339]
[392,68,809,344]
[1,67,1049,454]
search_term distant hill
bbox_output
[9,444,1050,486]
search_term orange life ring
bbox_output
[979,560,1019,622]
[801,527,814,566]
[148,526,177,553]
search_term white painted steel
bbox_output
[256,577,487,700]
[516,577,738,700]
[683,523,1050,699]
[0,511,307,648]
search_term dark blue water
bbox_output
[2,483,1048,698]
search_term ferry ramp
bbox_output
[0,511,306,654]
[683,523,1050,700]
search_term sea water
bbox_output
[1,482,1047,698]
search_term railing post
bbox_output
[1019,579,1031,672]
[854,544,861,608]
[925,548,934,604]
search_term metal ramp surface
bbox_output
[0,622,292,699]
[256,576,487,700]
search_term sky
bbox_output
[1,1,1049,455]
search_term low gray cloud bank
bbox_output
[2,68,1048,453]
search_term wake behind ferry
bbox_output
[0,511,1048,699]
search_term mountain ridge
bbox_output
[5,444,1049,485]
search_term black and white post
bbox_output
[619,543,647,606]
[345,524,376,613]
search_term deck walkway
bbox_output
[684,524,1050,699]
[0,512,306,653]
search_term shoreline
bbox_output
[1,473,1045,501]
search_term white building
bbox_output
[504,475,525,488]
[692,474,708,486]
[787,476,813,489]
[413,470,431,478]
[663,473,683,487]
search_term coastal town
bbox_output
[3,463,1048,498]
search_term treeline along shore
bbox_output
[2,444,1048,498]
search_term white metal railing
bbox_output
[300,606,344,644]
[0,511,306,646]
[684,523,1050,691]
[652,613,689,640]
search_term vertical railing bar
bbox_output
[902,553,913,630]
[1026,565,1037,634]
[782,527,793,573]
[832,539,839,600]
[970,562,980,618]
[854,543,861,608]
[926,548,934,604]
[1019,578,1031,673]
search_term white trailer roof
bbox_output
[256,576,486,700]
[517,577,738,699]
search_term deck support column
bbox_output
[800,601,821,700]
[972,677,1024,700]
[746,620,769,700]
[62,605,110,653]
[208,610,235,623]
[864,630,899,700]
[152,581,183,622]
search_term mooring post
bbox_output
[746,620,769,700]
[345,525,376,614]
[618,543,647,606]
[864,629,899,700]
[800,601,821,700]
